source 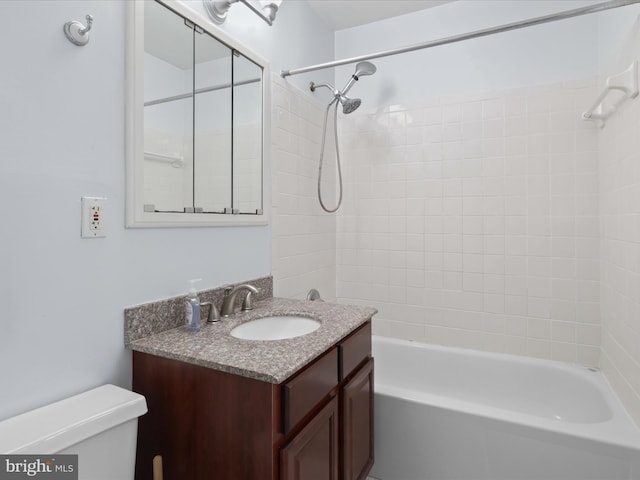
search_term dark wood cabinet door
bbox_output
[133,351,278,480]
[280,396,339,480]
[342,358,374,480]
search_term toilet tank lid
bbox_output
[0,384,148,454]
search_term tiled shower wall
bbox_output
[336,79,602,366]
[270,70,640,424]
[271,74,337,301]
[595,7,640,424]
[599,75,640,421]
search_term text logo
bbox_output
[0,456,77,480]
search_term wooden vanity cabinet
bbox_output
[132,320,373,480]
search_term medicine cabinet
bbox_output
[126,0,269,227]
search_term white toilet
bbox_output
[0,384,147,480]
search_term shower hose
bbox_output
[317,98,343,213]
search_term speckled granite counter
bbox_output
[128,297,377,384]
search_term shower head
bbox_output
[354,61,377,77]
[310,82,361,113]
[341,61,377,95]
[309,61,375,114]
[339,95,361,114]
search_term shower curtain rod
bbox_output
[281,0,640,78]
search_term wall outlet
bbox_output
[81,196,107,238]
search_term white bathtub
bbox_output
[370,336,640,480]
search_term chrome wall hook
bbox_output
[64,14,93,46]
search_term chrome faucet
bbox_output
[220,284,259,317]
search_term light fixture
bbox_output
[203,0,282,26]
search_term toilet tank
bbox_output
[0,384,147,480]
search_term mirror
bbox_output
[126,0,268,227]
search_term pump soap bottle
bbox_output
[185,279,202,332]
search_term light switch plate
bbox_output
[81,196,107,238]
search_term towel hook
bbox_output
[64,14,93,46]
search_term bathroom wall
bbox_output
[334,0,601,108]
[0,0,332,421]
[270,75,338,302]
[267,0,603,306]
[337,80,601,365]
[597,6,640,424]
[332,1,604,365]
[331,0,640,423]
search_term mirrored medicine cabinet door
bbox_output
[126,0,268,227]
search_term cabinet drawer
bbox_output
[282,347,338,433]
[339,321,372,380]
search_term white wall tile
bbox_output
[334,80,603,367]
[598,38,640,424]
[272,80,336,302]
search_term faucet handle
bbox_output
[201,302,221,323]
[241,291,254,311]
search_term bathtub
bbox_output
[370,336,640,480]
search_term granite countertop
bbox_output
[128,297,377,384]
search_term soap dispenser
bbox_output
[185,279,202,332]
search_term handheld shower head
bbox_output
[309,61,374,115]
[341,61,377,95]
[354,61,377,77]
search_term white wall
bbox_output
[597,4,640,424]
[330,0,640,424]
[271,75,337,302]
[332,1,605,363]
[335,0,601,107]
[337,79,601,364]
[0,0,332,421]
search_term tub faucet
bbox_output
[220,284,259,317]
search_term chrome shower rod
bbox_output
[281,0,640,78]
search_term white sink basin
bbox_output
[230,315,321,341]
